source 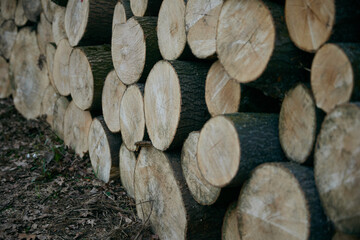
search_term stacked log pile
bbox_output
[1,0,359,239]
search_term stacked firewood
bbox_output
[0,0,359,239]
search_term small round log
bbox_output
[101,70,126,133]
[144,60,210,151]
[135,146,226,240]
[311,43,360,113]
[112,16,161,85]
[112,0,132,30]
[1,0,16,20]
[88,116,122,183]
[119,84,146,151]
[51,5,66,45]
[0,56,11,99]
[0,20,18,60]
[37,13,54,55]
[157,0,193,60]
[10,27,49,119]
[237,162,333,240]
[41,0,57,22]
[205,60,241,117]
[222,202,241,240]
[64,0,118,47]
[41,84,60,127]
[130,0,163,16]
[45,42,56,89]
[197,113,284,187]
[15,0,28,26]
[63,101,92,157]
[52,96,69,140]
[185,0,223,59]
[315,103,360,235]
[22,0,42,22]
[181,131,221,205]
[279,83,323,164]
[119,143,136,198]
[51,0,68,7]
[53,38,72,96]
[69,45,113,111]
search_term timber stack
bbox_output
[1,0,359,239]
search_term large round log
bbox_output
[22,0,42,22]
[279,83,323,164]
[119,143,136,199]
[1,0,16,20]
[10,27,49,119]
[205,60,241,117]
[15,0,28,26]
[88,116,121,183]
[197,113,284,187]
[185,0,223,59]
[311,43,360,113]
[181,131,221,205]
[63,101,92,157]
[222,202,241,240]
[0,56,11,99]
[130,0,163,16]
[53,38,72,96]
[112,16,161,85]
[69,45,113,111]
[119,84,147,151]
[37,13,54,55]
[135,146,226,240]
[41,84,60,127]
[144,60,210,151]
[52,96,69,140]
[237,162,333,240]
[0,20,18,60]
[51,5,66,45]
[315,103,360,235]
[41,0,57,22]
[101,70,126,133]
[157,0,193,60]
[45,42,56,89]
[112,0,132,30]
[64,0,118,47]
[285,0,360,53]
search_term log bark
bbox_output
[144,60,211,151]
[135,146,226,240]
[37,13,54,55]
[63,101,92,157]
[222,202,241,240]
[279,83,324,164]
[181,131,221,205]
[157,0,194,60]
[41,84,60,127]
[0,20,18,60]
[69,44,113,111]
[112,0,132,30]
[51,5,66,45]
[333,232,360,240]
[52,96,69,140]
[22,0,43,22]
[101,70,126,133]
[51,0,68,7]
[285,0,360,53]
[239,85,281,113]
[314,103,360,235]
[41,0,57,22]
[88,116,122,183]
[9,27,49,119]
[197,113,285,187]
[1,0,16,20]
[0,56,11,99]
[119,84,147,151]
[15,0,28,26]
[185,0,223,59]
[237,162,333,240]
[45,42,56,89]
[112,16,161,85]
[119,143,136,199]
[64,0,118,47]
[130,0,163,16]
[217,0,311,99]
[311,43,360,113]
[53,38,72,96]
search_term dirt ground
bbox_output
[0,98,154,240]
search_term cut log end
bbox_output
[279,84,317,163]
[53,39,72,96]
[41,84,60,127]
[119,143,136,199]
[15,0,28,27]
[217,0,275,83]
[181,131,221,205]
[52,96,69,140]
[52,5,66,45]
[130,0,148,16]
[37,13,54,55]
[46,43,56,89]
[1,0,16,20]
[222,202,241,240]
[0,56,11,99]
[41,0,57,22]
[311,43,354,113]
[205,61,241,117]
[64,0,89,47]
[315,103,360,235]
[120,84,146,151]
[285,0,335,52]
[112,1,128,30]
[0,20,18,60]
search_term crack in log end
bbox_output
[37,54,46,71]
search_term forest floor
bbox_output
[0,97,154,240]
